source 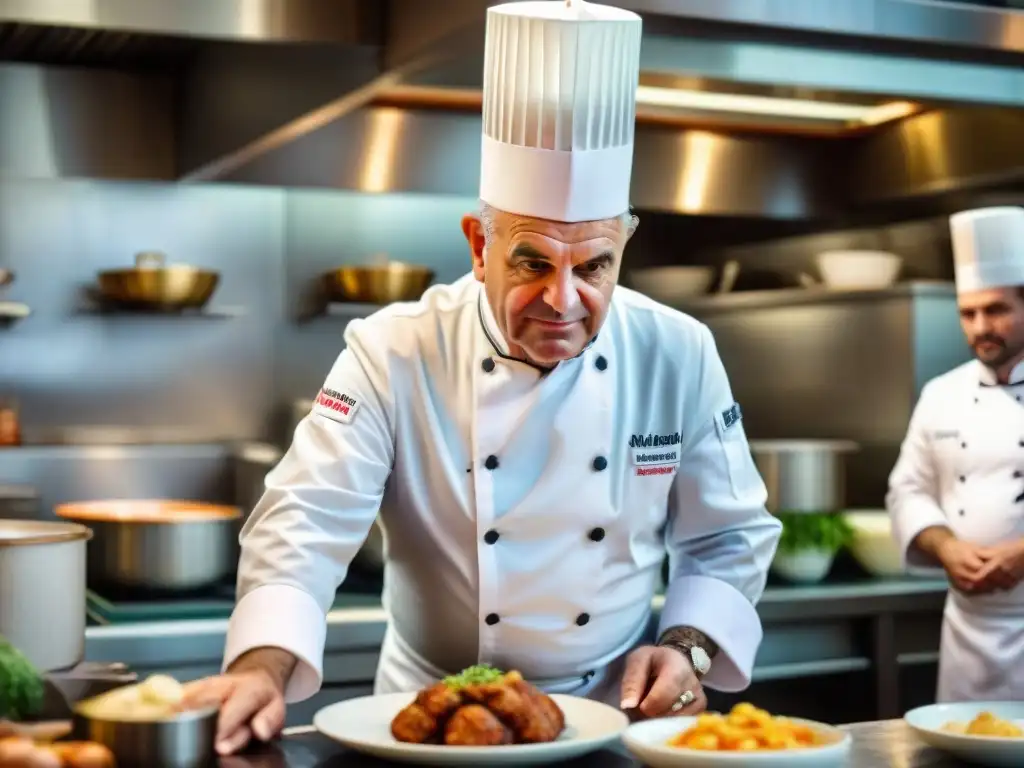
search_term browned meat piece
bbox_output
[444,704,514,746]
[391,703,439,744]
[462,681,561,743]
[512,679,566,736]
[417,682,464,719]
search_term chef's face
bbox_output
[958,286,1024,370]
[462,208,633,367]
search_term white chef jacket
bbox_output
[224,273,781,704]
[888,359,1024,701]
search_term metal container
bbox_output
[72,706,218,768]
[55,500,241,592]
[749,440,859,513]
[0,520,92,671]
[97,251,220,311]
[323,262,434,304]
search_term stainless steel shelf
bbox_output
[76,304,246,318]
[674,281,956,315]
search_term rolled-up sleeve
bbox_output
[886,385,946,569]
[658,324,781,693]
[223,319,394,703]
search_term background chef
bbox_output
[184,0,782,755]
[888,206,1024,702]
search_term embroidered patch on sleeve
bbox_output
[313,387,360,424]
[714,402,742,435]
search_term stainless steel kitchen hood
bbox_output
[0,0,1022,220]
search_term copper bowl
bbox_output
[97,252,219,311]
[323,262,434,304]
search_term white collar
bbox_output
[977,359,1024,387]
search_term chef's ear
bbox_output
[462,214,487,279]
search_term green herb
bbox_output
[443,664,505,689]
[775,512,853,555]
[0,635,44,721]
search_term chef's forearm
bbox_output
[227,647,298,692]
[912,525,955,564]
[657,626,720,659]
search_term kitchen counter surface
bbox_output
[223,719,962,767]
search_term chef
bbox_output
[184,0,781,755]
[888,206,1024,702]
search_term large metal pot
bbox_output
[749,440,859,513]
[56,500,241,592]
[97,251,220,311]
[0,520,92,671]
[323,262,433,304]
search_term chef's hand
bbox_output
[619,645,706,719]
[974,539,1024,592]
[937,538,996,593]
[182,648,294,756]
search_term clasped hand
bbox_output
[938,538,1024,594]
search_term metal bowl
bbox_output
[323,262,434,304]
[72,705,218,768]
[97,252,220,311]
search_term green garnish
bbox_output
[776,512,853,555]
[0,634,44,721]
[443,664,505,689]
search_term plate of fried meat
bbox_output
[313,664,629,765]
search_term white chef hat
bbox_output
[950,207,1024,293]
[479,0,643,223]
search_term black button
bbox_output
[974,397,979,404]
[1015,471,1022,479]
[592,456,608,471]
[485,613,500,626]
[961,442,968,449]
[595,356,608,371]
[959,476,966,483]
[1020,440,1024,448]
[576,613,591,626]
[466,467,472,473]
[484,529,500,545]
[1017,395,1021,402]
[582,670,595,683]
[959,509,965,517]
[485,455,499,470]
[482,357,495,373]
[589,527,606,542]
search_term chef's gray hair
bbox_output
[477,202,639,254]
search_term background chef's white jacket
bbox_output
[224,273,781,703]
[889,359,1024,608]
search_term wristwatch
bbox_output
[662,640,712,679]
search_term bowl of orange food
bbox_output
[905,703,1024,768]
[621,703,851,767]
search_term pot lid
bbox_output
[0,519,92,547]
[55,499,242,524]
[749,439,860,452]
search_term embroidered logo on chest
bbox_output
[314,387,360,424]
[630,431,681,476]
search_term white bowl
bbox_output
[905,702,1024,768]
[622,715,851,768]
[816,251,901,290]
[843,509,905,577]
[630,267,716,302]
[771,548,835,584]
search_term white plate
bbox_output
[313,691,628,766]
[905,702,1024,767]
[622,715,852,768]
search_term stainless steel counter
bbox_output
[84,577,950,726]
[219,719,964,767]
